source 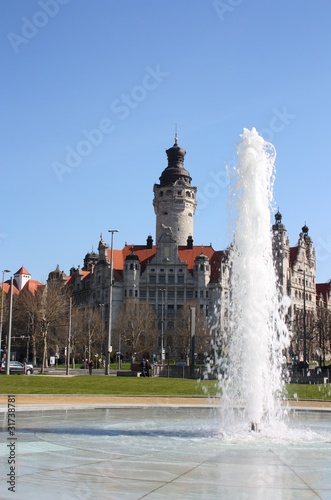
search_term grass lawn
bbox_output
[0,376,215,396]
[0,375,330,400]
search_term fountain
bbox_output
[215,127,291,433]
[0,129,330,499]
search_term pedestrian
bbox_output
[88,359,93,375]
[140,358,147,377]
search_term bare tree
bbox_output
[14,280,69,372]
[173,303,210,363]
[13,292,39,365]
[70,307,103,367]
[114,300,157,362]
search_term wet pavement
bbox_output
[1,403,331,499]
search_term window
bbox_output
[168,275,175,284]
[167,304,175,315]
[177,275,184,284]
[140,290,146,298]
[129,289,133,297]
[168,290,175,299]
[150,275,156,284]
[177,290,184,299]
[149,290,156,298]
[159,275,166,284]
[186,290,193,299]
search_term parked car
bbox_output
[0,361,33,375]
[24,361,34,373]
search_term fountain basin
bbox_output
[1,405,330,499]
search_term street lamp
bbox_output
[66,297,72,376]
[105,229,119,375]
[0,269,10,361]
[159,288,165,365]
[5,276,13,375]
[298,268,307,370]
[99,303,105,363]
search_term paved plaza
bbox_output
[1,398,331,499]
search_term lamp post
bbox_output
[105,229,119,375]
[5,276,13,375]
[0,269,10,361]
[66,297,72,376]
[99,303,105,364]
[298,268,307,370]
[159,288,165,365]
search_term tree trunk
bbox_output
[41,331,47,373]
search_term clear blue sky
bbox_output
[1,0,330,283]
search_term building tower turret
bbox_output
[153,135,197,245]
[272,210,290,291]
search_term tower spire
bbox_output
[174,123,178,145]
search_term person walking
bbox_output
[88,359,93,375]
[140,358,147,377]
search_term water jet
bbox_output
[215,128,291,432]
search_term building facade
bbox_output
[64,136,331,363]
[2,137,330,365]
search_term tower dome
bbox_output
[125,253,139,261]
[159,136,192,187]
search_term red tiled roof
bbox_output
[178,245,215,270]
[106,244,225,282]
[0,281,19,296]
[15,266,31,276]
[107,246,157,273]
[23,279,42,295]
